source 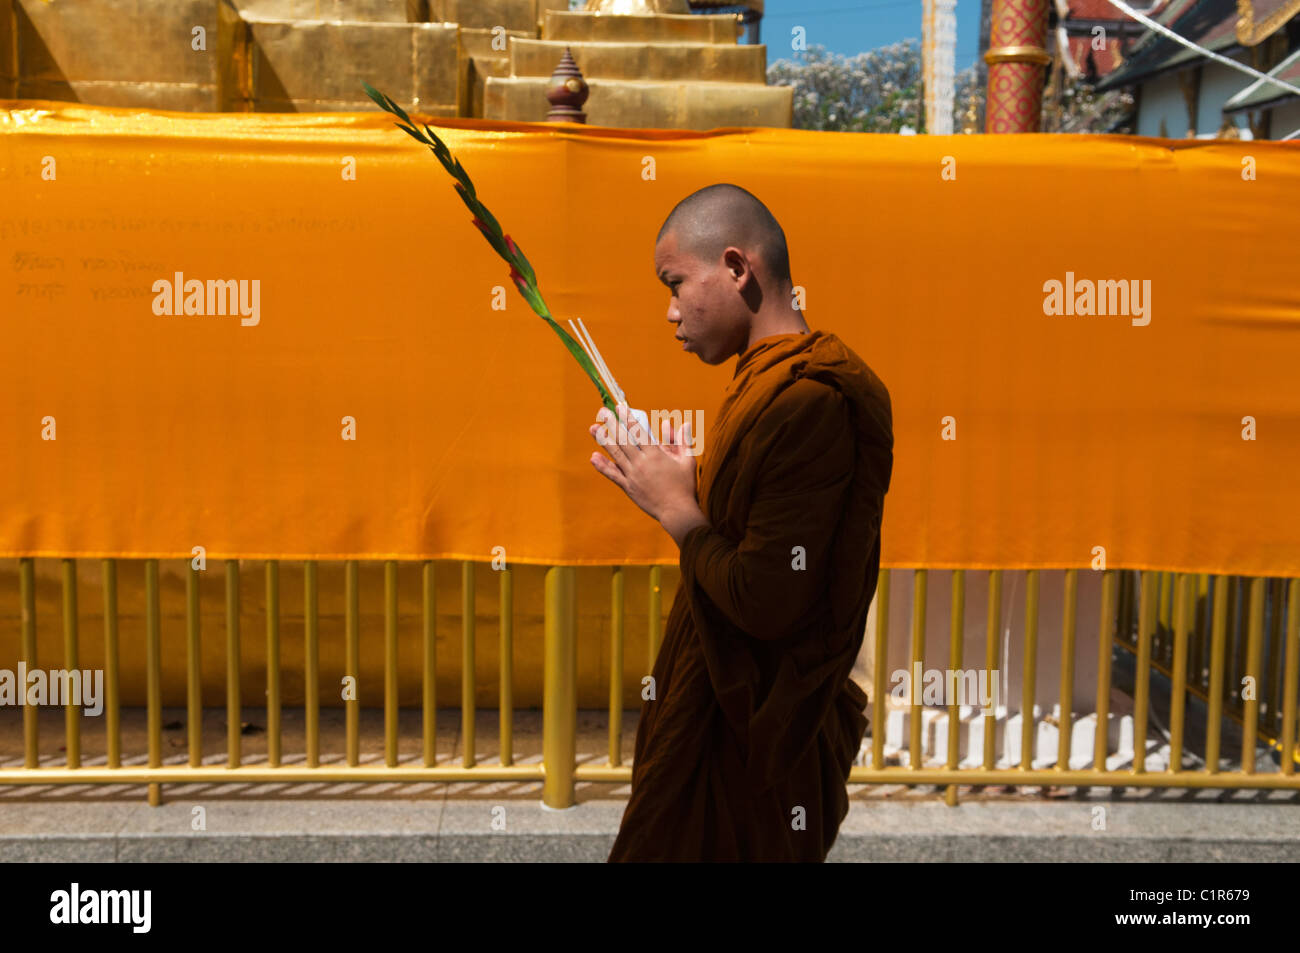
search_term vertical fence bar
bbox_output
[422,561,436,767]
[1265,578,1284,737]
[542,566,576,809]
[609,566,625,767]
[945,569,964,806]
[1280,578,1299,776]
[1021,570,1039,772]
[1240,576,1265,774]
[186,562,201,767]
[267,560,281,768]
[1057,569,1077,773]
[462,560,476,769]
[908,569,927,770]
[499,566,513,767]
[103,559,120,769]
[1191,573,1208,691]
[871,569,890,770]
[1168,573,1190,773]
[1205,575,1228,773]
[1132,571,1156,774]
[345,560,359,767]
[648,565,663,669]
[983,570,1002,772]
[1156,571,1172,665]
[305,561,319,768]
[20,558,37,768]
[1117,570,1133,645]
[1229,577,1244,715]
[145,559,162,806]
[62,559,80,769]
[226,559,241,769]
[385,560,398,769]
[1094,570,1115,771]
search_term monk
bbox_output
[588,183,894,862]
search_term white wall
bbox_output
[1135,53,1255,137]
[1136,70,1188,136]
[1198,54,1254,135]
[858,568,1108,715]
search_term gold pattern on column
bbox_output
[983,0,1051,132]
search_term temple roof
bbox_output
[1223,45,1300,109]
[1094,0,1272,90]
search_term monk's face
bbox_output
[654,231,750,366]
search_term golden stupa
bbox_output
[0,0,786,129]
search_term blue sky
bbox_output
[746,0,980,74]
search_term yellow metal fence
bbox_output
[1,559,1297,807]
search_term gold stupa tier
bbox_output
[543,9,744,44]
[3,0,221,110]
[484,76,791,128]
[584,0,692,12]
[511,38,766,83]
[435,0,571,33]
[3,0,784,128]
[233,0,425,21]
[218,7,460,114]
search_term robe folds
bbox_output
[608,329,894,862]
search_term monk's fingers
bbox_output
[589,451,630,491]
[614,402,646,451]
[598,407,639,458]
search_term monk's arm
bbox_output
[678,379,855,640]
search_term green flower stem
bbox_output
[363,82,619,416]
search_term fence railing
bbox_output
[1,559,1296,807]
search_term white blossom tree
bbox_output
[769,41,1133,134]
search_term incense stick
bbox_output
[578,318,624,404]
[568,318,618,401]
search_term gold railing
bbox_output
[1,559,1297,807]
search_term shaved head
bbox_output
[656,184,791,286]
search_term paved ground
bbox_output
[2,706,1297,861]
[3,787,1299,862]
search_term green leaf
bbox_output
[451,157,476,196]
[424,125,450,159]
[361,81,389,110]
[476,202,503,238]
[510,241,536,287]
[542,316,615,410]
[451,179,488,223]
[381,92,413,126]
[395,123,427,145]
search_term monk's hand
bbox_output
[589,402,701,531]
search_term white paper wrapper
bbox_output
[628,406,656,444]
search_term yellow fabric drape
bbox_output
[2,103,1298,575]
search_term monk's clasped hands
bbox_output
[589,402,709,546]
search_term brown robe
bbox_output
[608,329,894,862]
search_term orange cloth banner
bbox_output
[2,103,1298,575]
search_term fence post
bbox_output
[543,565,577,809]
